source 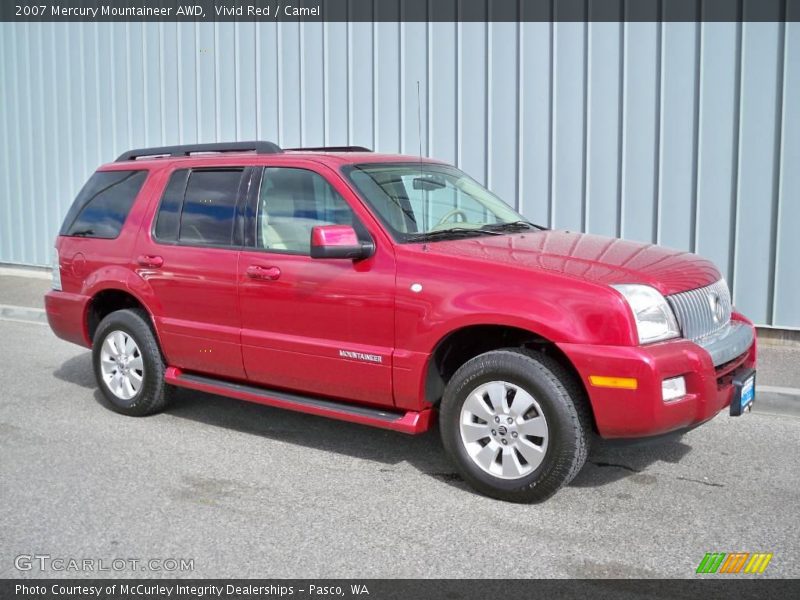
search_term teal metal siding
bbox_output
[0,20,797,328]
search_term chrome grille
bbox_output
[667,279,732,342]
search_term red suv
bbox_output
[46,141,757,502]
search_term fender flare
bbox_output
[81,266,165,344]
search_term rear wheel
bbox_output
[92,308,172,416]
[440,349,591,502]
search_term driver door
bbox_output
[237,162,396,407]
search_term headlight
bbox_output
[612,284,680,344]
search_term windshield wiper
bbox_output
[70,229,95,237]
[408,227,503,242]
[479,220,547,232]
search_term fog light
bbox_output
[662,376,687,402]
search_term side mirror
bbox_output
[310,225,374,260]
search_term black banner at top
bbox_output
[2,0,798,22]
[3,579,800,600]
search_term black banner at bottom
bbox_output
[3,579,799,600]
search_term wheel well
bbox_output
[86,290,148,342]
[425,325,594,426]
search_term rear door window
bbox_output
[154,168,245,246]
[60,170,147,238]
[179,169,244,246]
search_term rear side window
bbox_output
[60,170,147,238]
[154,168,244,246]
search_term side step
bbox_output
[164,367,432,435]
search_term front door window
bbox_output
[256,167,356,254]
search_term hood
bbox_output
[421,230,721,296]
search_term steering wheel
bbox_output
[431,208,469,230]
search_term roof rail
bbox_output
[285,146,373,153]
[115,141,282,162]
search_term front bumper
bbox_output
[557,316,757,439]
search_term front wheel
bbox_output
[440,349,591,503]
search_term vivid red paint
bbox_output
[310,224,360,248]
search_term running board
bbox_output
[164,367,432,435]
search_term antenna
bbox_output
[416,80,423,162]
[417,80,428,229]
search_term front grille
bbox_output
[667,279,732,342]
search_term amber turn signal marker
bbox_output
[588,375,638,390]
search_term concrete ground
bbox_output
[0,273,48,310]
[1,311,799,578]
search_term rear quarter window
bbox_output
[60,170,148,239]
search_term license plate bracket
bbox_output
[730,368,756,416]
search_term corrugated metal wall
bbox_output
[0,20,798,328]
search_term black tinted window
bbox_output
[60,170,147,238]
[178,169,243,246]
[154,169,189,242]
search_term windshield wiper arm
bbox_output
[408,227,503,242]
[479,220,547,232]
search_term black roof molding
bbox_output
[115,141,283,162]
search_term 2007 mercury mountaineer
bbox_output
[46,141,757,502]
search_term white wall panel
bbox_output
[0,17,796,328]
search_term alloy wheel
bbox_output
[99,330,144,402]
[459,380,550,480]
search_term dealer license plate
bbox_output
[730,370,755,416]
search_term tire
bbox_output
[439,348,591,503]
[92,308,172,416]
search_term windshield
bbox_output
[344,163,532,242]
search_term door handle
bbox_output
[136,254,164,268]
[246,265,281,281]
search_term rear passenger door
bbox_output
[135,167,251,379]
[237,163,396,407]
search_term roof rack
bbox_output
[285,146,373,153]
[115,141,282,162]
